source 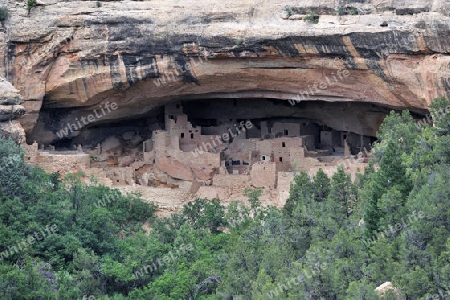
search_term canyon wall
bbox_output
[0,0,449,144]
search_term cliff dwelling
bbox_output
[1,0,450,297]
[1,0,448,212]
[22,97,411,210]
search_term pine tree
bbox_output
[327,166,354,221]
[364,140,412,241]
[283,171,312,217]
[374,110,420,159]
[312,168,330,202]
[430,96,450,135]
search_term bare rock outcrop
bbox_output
[0,77,23,106]
[0,77,25,143]
[0,120,26,143]
[375,282,403,299]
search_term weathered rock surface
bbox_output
[0,76,25,142]
[118,155,135,167]
[0,104,25,121]
[156,156,194,181]
[0,0,449,144]
[0,77,23,105]
[191,165,218,181]
[0,120,26,143]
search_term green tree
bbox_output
[312,168,330,202]
[243,188,263,217]
[251,268,278,300]
[406,98,450,169]
[345,280,380,299]
[429,96,450,134]
[0,137,27,199]
[373,110,419,160]
[364,141,412,241]
[182,198,227,233]
[225,200,251,231]
[0,256,56,299]
[202,199,227,233]
[283,171,312,217]
[328,166,355,222]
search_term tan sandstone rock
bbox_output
[0,77,26,143]
[0,0,447,144]
[118,156,135,167]
[156,156,194,181]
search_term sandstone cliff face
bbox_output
[0,76,25,142]
[0,0,449,143]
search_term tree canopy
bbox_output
[1,97,450,299]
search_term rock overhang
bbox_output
[0,0,449,144]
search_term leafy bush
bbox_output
[0,7,8,25]
[338,5,359,16]
[304,11,319,24]
[96,1,102,7]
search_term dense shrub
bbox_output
[304,11,319,24]
[338,5,359,16]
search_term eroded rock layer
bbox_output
[0,76,25,142]
[0,0,449,144]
